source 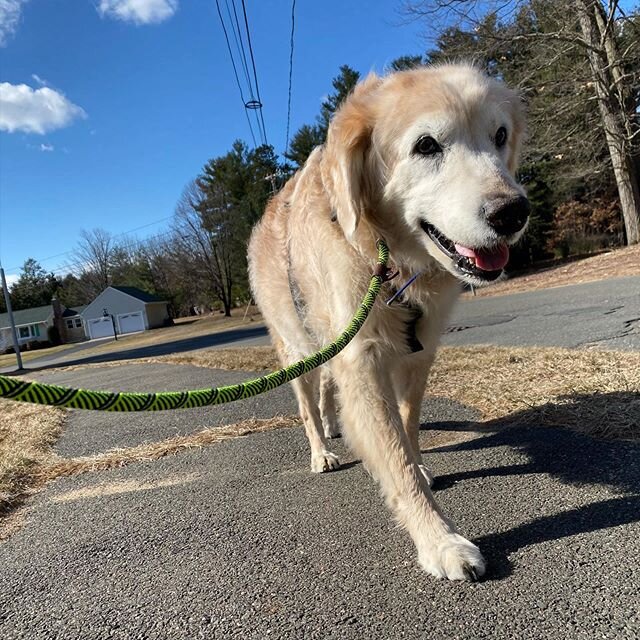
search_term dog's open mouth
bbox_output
[420,221,508,282]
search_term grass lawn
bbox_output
[1,343,638,535]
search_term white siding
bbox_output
[117,311,145,334]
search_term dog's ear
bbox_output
[321,73,381,240]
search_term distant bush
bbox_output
[547,199,624,258]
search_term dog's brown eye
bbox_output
[414,136,442,156]
[495,126,508,148]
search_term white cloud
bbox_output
[0,0,28,47]
[97,0,178,25]
[39,143,54,152]
[31,73,47,86]
[0,82,87,134]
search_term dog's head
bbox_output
[321,64,528,286]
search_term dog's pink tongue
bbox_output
[454,243,510,271]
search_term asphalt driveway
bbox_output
[1,363,639,639]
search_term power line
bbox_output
[5,215,176,273]
[51,227,180,278]
[226,0,265,146]
[226,0,254,100]
[215,0,258,147]
[240,0,268,145]
[285,0,296,155]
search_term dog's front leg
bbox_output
[319,368,340,439]
[332,352,486,581]
[393,352,437,488]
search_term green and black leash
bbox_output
[0,241,390,412]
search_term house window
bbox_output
[19,325,41,338]
[66,319,74,329]
[74,318,82,328]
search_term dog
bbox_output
[248,63,529,581]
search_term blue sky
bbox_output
[0,0,426,284]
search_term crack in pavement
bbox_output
[446,315,516,333]
[577,316,640,348]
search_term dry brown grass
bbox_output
[158,345,640,440]
[0,401,65,514]
[429,346,640,439]
[38,416,300,481]
[160,346,280,371]
[49,346,280,374]
[466,244,640,299]
[0,344,75,369]
[0,410,300,538]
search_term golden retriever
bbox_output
[248,64,529,581]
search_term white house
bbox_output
[0,302,86,352]
[0,305,52,352]
[81,286,170,340]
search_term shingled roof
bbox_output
[0,305,52,329]
[110,286,167,303]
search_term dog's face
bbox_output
[323,65,529,286]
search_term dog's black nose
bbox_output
[483,195,530,236]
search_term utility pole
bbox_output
[0,265,23,370]
[264,172,281,194]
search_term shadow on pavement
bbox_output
[424,391,640,580]
[478,495,640,580]
[20,325,269,373]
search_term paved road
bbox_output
[1,364,639,639]
[444,275,640,350]
[4,276,637,376]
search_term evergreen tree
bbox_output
[9,259,60,311]
[389,55,425,71]
[286,65,361,167]
[286,124,325,169]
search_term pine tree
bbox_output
[286,65,361,167]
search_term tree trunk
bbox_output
[575,0,640,244]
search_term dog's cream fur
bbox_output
[248,64,527,581]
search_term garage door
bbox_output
[118,311,145,335]
[87,317,114,339]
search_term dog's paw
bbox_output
[311,451,340,473]
[322,418,341,439]
[418,533,486,582]
[418,464,434,488]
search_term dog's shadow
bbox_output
[421,391,640,580]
